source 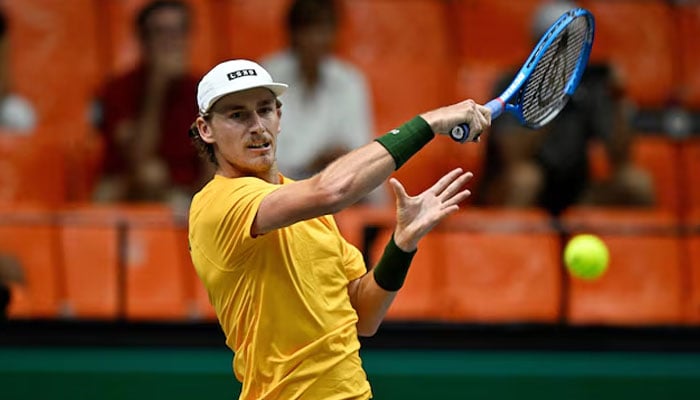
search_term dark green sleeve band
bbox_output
[374,116,435,169]
[372,234,417,292]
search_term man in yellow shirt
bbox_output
[188,59,490,399]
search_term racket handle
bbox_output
[449,99,503,143]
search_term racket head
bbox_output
[503,8,595,129]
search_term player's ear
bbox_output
[196,116,215,144]
[276,99,282,133]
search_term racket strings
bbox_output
[521,15,590,127]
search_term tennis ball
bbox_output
[564,234,609,280]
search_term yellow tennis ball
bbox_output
[564,234,609,280]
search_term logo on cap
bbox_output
[227,69,258,80]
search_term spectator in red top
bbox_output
[93,0,211,205]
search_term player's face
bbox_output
[202,88,282,179]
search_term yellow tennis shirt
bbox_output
[188,174,372,400]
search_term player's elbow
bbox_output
[357,322,380,337]
[356,315,383,337]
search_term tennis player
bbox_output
[188,59,490,399]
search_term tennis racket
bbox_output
[450,7,595,143]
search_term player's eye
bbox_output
[229,111,249,121]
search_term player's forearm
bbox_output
[313,141,396,213]
[349,272,397,337]
[349,234,416,336]
[253,142,395,235]
[313,116,436,213]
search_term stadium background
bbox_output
[1,0,700,398]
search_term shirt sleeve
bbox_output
[215,178,279,267]
[328,215,367,282]
[342,239,367,282]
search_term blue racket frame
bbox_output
[451,7,595,143]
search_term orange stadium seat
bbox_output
[0,206,61,318]
[686,223,700,325]
[4,0,104,202]
[632,135,683,215]
[680,138,700,216]
[175,225,214,320]
[59,206,121,318]
[368,209,561,323]
[4,0,102,129]
[221,0,292,62]
[63,126,105,203]
[448,0,545,67]
[454,63,508,108]
[59,204,190,320]
[121,206,189,320]
[96,0,217,77]
[177,223,218,322]
[675,3,700,109]
[0,133,68,206]
[578,0,676,108]
[336,0,456,134]
[369,228,446,321]
[587,135,682,214]
[440,209,561,323]
[561,208,683,326]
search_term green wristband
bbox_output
[375,116,435,169]
[372,234,417,292]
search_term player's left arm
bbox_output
[347,168,473,336]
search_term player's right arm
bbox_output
[252,100,491,236]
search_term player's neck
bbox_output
[216,164,280,184]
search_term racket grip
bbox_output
[449,99,503,143]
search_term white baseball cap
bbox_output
[196,59,288,114]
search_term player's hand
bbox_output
[390,168,472,252]
[420,99,491,138]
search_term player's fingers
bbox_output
[467,120,483,141]
[469,105,492,142]
[429,168,463,195]
[478,104,492,124]
[442,188,472,208]
[474,106,490,128]
[435,204,461,222]
[438,171,472,199]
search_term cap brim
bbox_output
[202,82,288,114]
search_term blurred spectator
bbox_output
[0,8,36,132]
[0,254,23,322]
[93,0,211,206]
[475,1,654,215]
[261,0,383,204]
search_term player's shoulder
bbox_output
[206,175,277,193]
[190,176,278,220]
